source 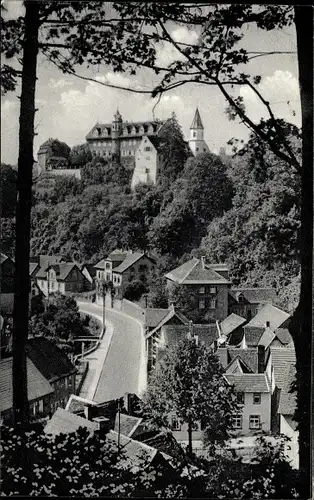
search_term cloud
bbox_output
[49,78,73,89]
[239,70,301,125]
[155,27,198,67]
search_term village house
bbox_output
[228,287,278,320]
[165,257,230,322]
[277,363,298,469]
[0,356,54,423]
[26,336,77,413]
[35,262,87,297]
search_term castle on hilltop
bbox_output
[37,109,210,187]
[86,108,209,189]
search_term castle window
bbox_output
[143,124,148,133]
[210,299,217,309]
[203,148,206,151]
[145,168,150,173]
[193,132,196,138]
[129,151,131,155]
[127,126,131,134]
[199,299,205,309]
[135,126,139,134]
[144,146,151,152]
[196,147,199,151]
[96,127,101,136]
[107,128,111,136]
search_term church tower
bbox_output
[189,108,209,156]
[112,109,122,162]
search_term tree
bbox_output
[0,163,17,217]
[123,280,148,302]
[157,112,191,188]
[69,143,92,167]
[142,337,240,455]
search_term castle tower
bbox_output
[189,108,209,156]
[112,109,122,162]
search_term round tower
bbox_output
[112,109,122,162]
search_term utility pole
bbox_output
[117,398,121,453]
[102,281,106,332]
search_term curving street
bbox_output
[77,302,146,403]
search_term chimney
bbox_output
[93,416,111,433]
[257,345,265,373]
[265,321,270,328]
[200,256,206,269]
[123,393,131,414]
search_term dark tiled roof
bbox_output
[220,313,246,336]
[146,307,190,338]
[275,328,293,345]
[190,108,204,129]
[278,364,297,416]
[227,348,259,373]
[113,253,155,273]
[147,135,161,150]
[44,408,99,436]
[243,326,264,347]
[35,263,79,280]
[246,304,290,330]
[142,430,186,460]
[145,308,169,328]
[0,357,54,413]
[270,347,296,390]
[225,374,270,393]
[229,288,277,304]
[228,329,245,346]
[26,337,77,383]
[114,413,142,437]
[162,324,219,349]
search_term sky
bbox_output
[1,1,301,165]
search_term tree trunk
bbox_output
[290,6,313,497]
[12,1,40,426]
[187,416,193,456]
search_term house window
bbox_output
[238,295,244,303]
[106,273,111,281]
[249,415,261,429]
[237,392,245,404]
[253,393,261,405]
[209,299,216,309]
[196,147,199,151]
[145,168,150,173]
[232,415,242,429]
[198,299,205,309]
[144,146,151,151]
[199,286,205,294]
[106,262,111,269]
[171,417,181,431]
[209,286,217,293]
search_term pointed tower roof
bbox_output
[190,108,204,129]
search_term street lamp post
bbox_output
[102,281,107,333]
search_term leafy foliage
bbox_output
[29,293,93,352]
[1,163,17,217]
[142,337,240,447]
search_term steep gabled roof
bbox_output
[225,355,254,374]
[145,307,190,339]
[0,357,54,413]
[44,408,99,436]
[114,414,142,437]
[220,313,246,336]
[113,253,155,274]
[26,337,77,383]
[164,258,229,285]
[35,263,81,281]
[159,323,219,349]
[229,288,277,304]
[218,347,259,373]
[275,328,293,345]
[224,374,270,393]
[29,262,40,277]
[243,326,264,347]
[258,327,276,348]
[145,308,170,328]
[190,108,204,129]
[270,347,296,390]
[245,304,290,330]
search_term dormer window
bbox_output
[193,131,196,138]
[238,294,244,303]
[143,124,148,133]
[96,127,101,136]
[135,126,139,134]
